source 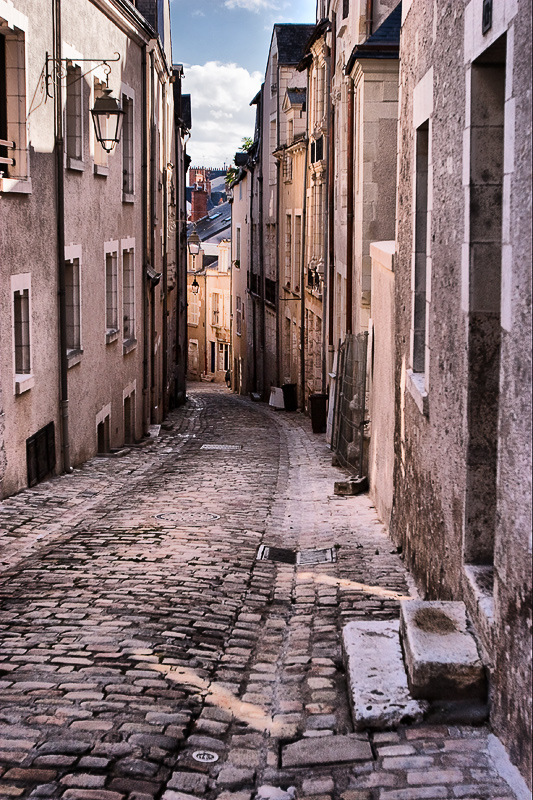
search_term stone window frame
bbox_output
[121,237,137,354]
[121,83,135,202]
[11,272,34,395]
[64,243,83,367]
[104,240,119,344]
[407,67,434,417]
[0,1,31,194]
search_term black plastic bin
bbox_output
[309,393,328,433]
[282,383,298,412]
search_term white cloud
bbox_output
[224,0,278,10]
[184,61,262,168]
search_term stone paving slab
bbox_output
[0,384,526,800]
[342,620,428,730]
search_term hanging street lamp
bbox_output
[91,88,125,153]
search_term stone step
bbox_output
[400,600,487,701]
[342,620,428,730]
[281,734,372,768]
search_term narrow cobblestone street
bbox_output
[0,386,519,800]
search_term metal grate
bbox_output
[297,548,337,565]
[155,511,220,524]
[200,444,242,451]
[257,545,297,564]
[257,545,337,565]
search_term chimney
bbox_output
[191,187,208,222]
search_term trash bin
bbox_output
[282,383,298,412]
[309,393,328,433]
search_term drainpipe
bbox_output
[250,163,257,393]
[321,41,331,393]
[142,44,150,435]
[53,0,71,473]
[328,13,336,365]
[162,81,168,417]
[365,0,373,39]
[346,75,354,334]
[275,60,281,388]
[150,50,157,420]
[299,65,310,410]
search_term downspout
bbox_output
[346,75,354,334]
[250,163,257,393]
[328,13,337,363]
[299,66,310,410]
[321,41,331,393]
[150,50,157,420]
[53,0,71,473]
[275,59,281,388]
[162,81,168,417]
[365,0,373,39]
[258,87,265,397]
[142,44,150,434]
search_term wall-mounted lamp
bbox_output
[187,226,202,257]
[191,277,200,294]
[91,88,124,152]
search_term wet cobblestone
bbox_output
[0,385,520,799]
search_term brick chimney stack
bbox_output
[191,187,208,222]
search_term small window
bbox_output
[66,64,82,163]
[122,248,135,341]
[0,24,28,180]
[343,0,349,19]
[93,79,108,168]
[122,94,134,196]
[236,295,242,336]
[236,227,241,265]
[188,287,200,325]
[106,251,118,333]
[65,257,81,352]
[14,287,30,374]
[212,292,220,326]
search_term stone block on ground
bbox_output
[342,620,428,730]
[281,734,372,768]
[399,600,487,701]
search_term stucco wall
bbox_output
[369,242,395,528]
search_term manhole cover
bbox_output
[257,545,297,564]
[297,548,337,565]
[192,750,219,763]
[155,511,220,523]
[200,444,242,451]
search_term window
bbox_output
[288,119,293,144]
[0,15,28,183]
[122,247,135,341]
[65,256,81,352]
[122,94,134,196]
[212,292,220,326]
[106,251,118,335]
[283,154,293,182]
[236,295,242,336]
[188,286,200,325]
[285,214,292,285]
[343,0,349,19]
[235,226,241,265]
[66,64,82,163]
[412,122,429,373]
[93,79,108,169]
[14,287,30,375]
[294,215,302,291]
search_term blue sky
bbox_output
[170,0,316,168]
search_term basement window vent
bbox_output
[200,444,243,451]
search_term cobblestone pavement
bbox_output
[0,385,520,800]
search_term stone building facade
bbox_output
[0,0,189,498]
[392,0,532,784]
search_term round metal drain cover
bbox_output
[192,750,219,763]
[155,511,220,523]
